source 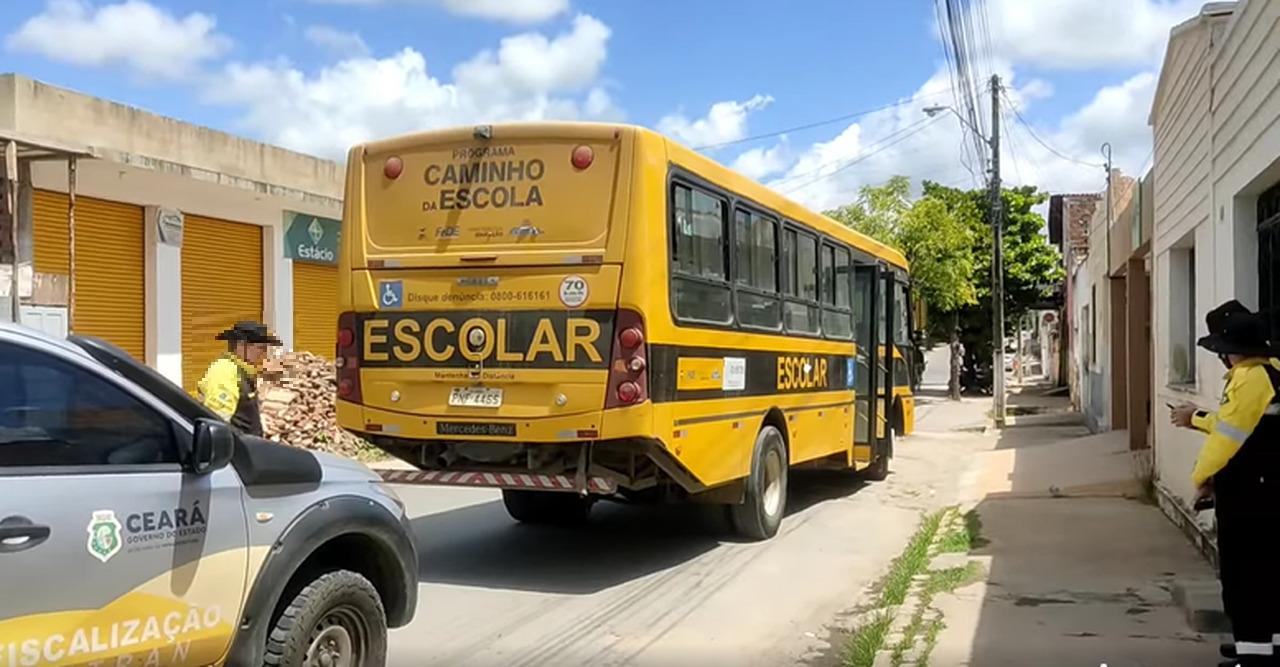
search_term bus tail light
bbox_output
[571,145,594,170]
[606,309,648,409]
[384,156,404,180]
[336,312,363,404]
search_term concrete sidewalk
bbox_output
[930,384,1221,667]
[932,499,1218,666]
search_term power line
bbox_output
[1001,88,1105,168]
[780,115,944,195]
[767,115,941,188]
[692,88,954,151]
[1000,103,1024,185]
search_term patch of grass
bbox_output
[937,509,985,553]
[841,509,950,667]
[879,510,946,606]
[963,509,989,549]
[925,562,984,597]
[354,443,390,463]
[843,611,893,667]
[937,526,970,554]
[890,611,924,666]
[917,615,947,667]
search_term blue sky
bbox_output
[2,0,1202,209]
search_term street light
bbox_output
[923,105,988,147]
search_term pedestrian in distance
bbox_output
[1170,300,1280,667]
[197,320,282,437]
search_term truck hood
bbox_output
[315,451,381,483]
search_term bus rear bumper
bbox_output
[337,399,614,442]
[378,468,618,494]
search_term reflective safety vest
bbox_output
[1191,358,1280,496]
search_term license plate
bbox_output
[448,387,503,408]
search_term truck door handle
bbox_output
[0,518,51,553]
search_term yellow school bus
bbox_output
[335,122,918,539]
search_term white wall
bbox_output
[1150,2,1280,513]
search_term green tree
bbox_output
[827,177,977,399]
[827,175,912,243]
[921,181,1064,383]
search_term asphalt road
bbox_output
[386,346,973,667]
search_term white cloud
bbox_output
[732,138,792,181]
[205,14,616,158]
[305,25,370,58]
[762,70,971,211]
[757,63,1158,212]
[440,0,568,23]
[1008,73,1162,192]
[453,14,609,103]
[987,0,1201,69]
[306,0,567,22]
[5,0,230,80]
[658,95,774,148]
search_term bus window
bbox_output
[672,184,731,324]
[894,280,910,348]
[783,228,820,334]
[734,209,781,330]
[822,244,853,339]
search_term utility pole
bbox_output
[990,74,1006,427]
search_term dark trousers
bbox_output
[1216,480,1280,659]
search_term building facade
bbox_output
[1150,0,1280,546]
[0,74,345,390]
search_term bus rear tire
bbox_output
[729,426,788,540]
[502,490,592,525]
[861,427,892,482]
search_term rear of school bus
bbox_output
[336,123,704,525]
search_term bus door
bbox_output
[853,263,879,446]
[903,280,919,390]
[879,267,897,453]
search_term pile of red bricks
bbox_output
[259,351,371,458]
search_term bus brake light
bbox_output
[606,309,648,410]
[616,382,642,404]
[336,312,363,404]
[571,145,594,170]
[384,156,404,179]
[619,327,643,349]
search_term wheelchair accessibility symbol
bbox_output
[379,280,404,309]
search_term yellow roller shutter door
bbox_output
[31,190,145,360]
[292,262,337,357]
[182,215,263,390]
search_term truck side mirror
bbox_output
[188,419,236,474]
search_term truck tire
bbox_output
[502,489,592,525]
[264,570,387,667]
[729,425,788,540]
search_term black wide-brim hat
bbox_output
[1197,309,1280,357]
[216,321,282,345]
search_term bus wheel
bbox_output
[502,490,592,525]
[861,428,892,482]
[730,426,788,540]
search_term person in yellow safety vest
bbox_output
[197,320,281,437]
[1171,300,1280,667]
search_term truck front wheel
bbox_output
[264,570,387,667]
[502,489,593,525]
